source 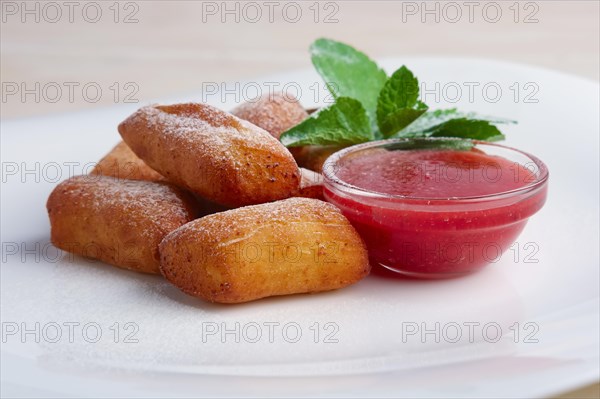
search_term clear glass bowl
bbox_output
[322,138,549,278]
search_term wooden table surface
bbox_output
[1,1,599,397]
[2,0,599,119]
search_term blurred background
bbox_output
[1,0,598,118]
[1,1,599,397]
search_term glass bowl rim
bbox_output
[321,138,550,201]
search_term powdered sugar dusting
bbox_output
[60,175,196,240]
[167,197,344,245]
[138,103,285,152]
[231,92,309,139]
[119,102,300,206]
[90,141,164,182]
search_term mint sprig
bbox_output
[377,66,428,137]
[280,39,515,148]
[310,38,387,127]
[425,119,505,141]
[280,97,372,147]
[400,108,515,137]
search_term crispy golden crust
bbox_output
[231,93,309,139]
[47,175,199,274]
[159,197,370,303]
[295,168,324,201]
[118,103,301,207]
[90,141,164,182]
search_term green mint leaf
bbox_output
[280,97,372,147]
[377,65,427,137]
[377,66,420,115]
[377,66,428,137]
[310,38,387,126]
[401,108,515,135]
[378,104,428,138]
[427,118,506,141]
[390,138,475,151]
[461,112,516,125]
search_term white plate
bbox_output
[1,58,599,398]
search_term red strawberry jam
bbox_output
[323,139,548,278]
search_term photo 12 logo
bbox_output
[1,1,140,24]
[397,240,540,266]
[2,321,139,344]
[200,80,337,105]
[419,81,540,104]
[401,321,540,344]
[201,321,340,344]
[400,1,540,24]
[2,161,98,184]
[200,1,340,23]
[1,82,139,104]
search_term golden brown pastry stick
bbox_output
[231,95,342,173]
[230,92,309,140]
[90,141,164,182]
[47,175,199,274]
[118,103,301,207]
[159,197,370,303]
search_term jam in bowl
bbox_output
[322,138,549,278]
